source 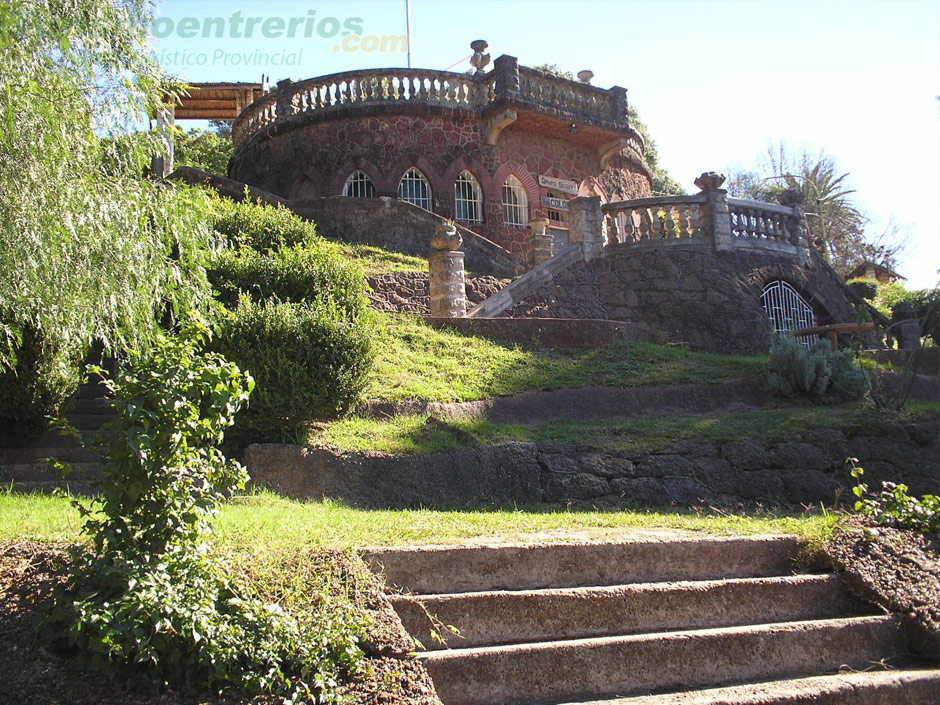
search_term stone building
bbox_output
[229,48,651,263]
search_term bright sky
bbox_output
[151,0,940,289]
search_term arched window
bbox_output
[454,170,482,224]
[397,168,432,211]
[762,280,817,344]
[343,170,376,198]
[502,175,528,227]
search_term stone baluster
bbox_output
[568,196,606,261]
[529,218,553,266]
[695,172,734,251]
[778,189,810,265]
[150,104,175,178]
[429,224,467,318]
[663,207,677,238]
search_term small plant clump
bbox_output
[42,332,365,700]
[850,461,939,534]
[765,336,869,403]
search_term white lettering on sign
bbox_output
[540,196,569,211]
[538,175,579,195]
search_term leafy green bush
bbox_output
[212,196,318,253]
[210,299,375,444]
[850,463,939,534]
[174,127,233,176]
[875,282,940,346]
[43,332,364,699]
[846,278,878,300]
[765,336,869,402]
[0,319,84,442]
[206,244,368,318]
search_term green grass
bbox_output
[338,244,427,275]
[0,490,839,549]
[312,404,940,455]
[368,313,767,403]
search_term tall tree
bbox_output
[726,144,904,276]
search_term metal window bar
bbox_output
[761,280,818,346]
[454,171,482,223]
[397,168,432,211]
[502,176,528,226]
[343,170,377,198]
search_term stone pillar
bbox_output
[150,104,175,178]
[275,78,298,118]
[778,189,811,265]
[568,196,606,262]
[609,85,628,124]
[891,302,921,350]
[429,224,467,318]
[492,54,520,100]
[695,172,733,252]
[529,218,553,266]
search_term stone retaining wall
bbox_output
[244,419,938,510]
[367,273,509,314]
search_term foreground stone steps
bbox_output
[390,574,856,650]
[365,536,934,705]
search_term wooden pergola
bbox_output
[161,82,265,120]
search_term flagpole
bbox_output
[405,0,412,68]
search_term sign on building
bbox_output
[538,174,579,196]
[540,196,569,211]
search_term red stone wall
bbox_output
[230,109,652,264]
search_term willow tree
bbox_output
[0,0,216,432]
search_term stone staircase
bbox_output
[364,536,940,704]
[0,375,111,494]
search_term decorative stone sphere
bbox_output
[432,223,463,251]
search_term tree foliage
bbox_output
[725,144,905,276]
[0,0,217,376]
[174,126,233,176]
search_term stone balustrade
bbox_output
[603,195,708,244]
[233,59,637,150]
[728,198,796,245]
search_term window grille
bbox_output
[454,171,482,223]
[761,280,818,345]
[343,170,376,198]
[547,189,569,224]
[398,168,432,211]
[502,176,528,226]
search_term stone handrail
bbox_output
[728,198,797,245]
[517,67,624,123]
[603,194,709,244]
[233,59,634,150]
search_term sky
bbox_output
[151,0,940,289]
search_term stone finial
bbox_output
[694,172,726,192]
[470,40,491,74]
[431,222,462,251]
[777,188,804,207]
[577,70,594,84]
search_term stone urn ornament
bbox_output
[694,171,726,192]
[577,70,594,84]
[470,40,490,75]
[432,221,462,251]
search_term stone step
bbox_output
[555,669,940,705]
[364,535,801,594]
[0,461,102,483]
[10,479,97,495]
[417,615,909,705]
[0,446,101,465]
[72,397,112,415]
[63,413,114,431]
[391,574,861,651]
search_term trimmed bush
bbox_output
[205,244,368,319]
[0,320,84,443]
[212,196,317,253]
[210,299,375,444]
[846,278,878,300]
[765,336,869,403]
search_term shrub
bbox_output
[850,463,939,534]
[0,319,84,442]
[874,282,940,346]
[846,278,878,300]
[42,332,365,698]
[212,196,318,253]
[174,127,233,176]
[765,336,869,402]
[205,244,368,318]
[210,299,375,444]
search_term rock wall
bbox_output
[506,245,867,354]
[367,273,509,315]
[244,419,938,510]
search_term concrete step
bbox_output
[72,397,112,415]
[0,461,102,483]
[558,669,940,705]
[417,615,909,705]
[364,535,802,594]
[64,412,114,431]
[391,574,862,651]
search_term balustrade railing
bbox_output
[232,93,278,148]
[517,67,620,122]
[603,195,708,244]
[727,198,795,244]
